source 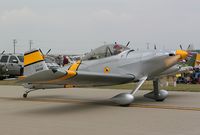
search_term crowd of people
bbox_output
[176,67,200,84]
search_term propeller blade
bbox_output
[154,44,157,50]
[46,49,51,55]
[126,41,130,47]
[39,49,44,56]
[187,44,191,50]
[179,44,183,50]
[1,50,5,55]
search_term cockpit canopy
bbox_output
[82,44,130,60]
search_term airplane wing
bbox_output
[18,69,135,87]
[69,71,135,86]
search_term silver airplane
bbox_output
[18,44,188,106]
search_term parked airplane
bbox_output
[18,44,188,106]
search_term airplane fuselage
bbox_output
[57,50,176,87]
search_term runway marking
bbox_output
[0,96,200,112]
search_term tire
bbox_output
[0,76,5,80]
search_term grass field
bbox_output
[100,81,200,92]
[0,80,199,92]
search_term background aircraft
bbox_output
[18,43,188,106]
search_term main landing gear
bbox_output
[111,76,147,106]
[144,78,168,101]
[111,77,168,106]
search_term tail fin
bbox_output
[24,49,48,76]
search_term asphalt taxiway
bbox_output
[0,85,199,135]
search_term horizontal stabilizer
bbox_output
[18,69,67,83]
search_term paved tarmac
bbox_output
[0,85,199,135]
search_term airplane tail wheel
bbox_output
[23,93,28,98]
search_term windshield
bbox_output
[0,55,9,63]
[17,56,24,62]
[82,44,129,60]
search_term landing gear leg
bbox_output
[23,90,32,98]
[111,76,147,106]
[144,78,168,101]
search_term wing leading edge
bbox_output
[18,69,135,87]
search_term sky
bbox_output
[0,0,200,54]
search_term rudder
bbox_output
[24,49,48,76]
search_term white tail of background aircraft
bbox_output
[24,49,48,76]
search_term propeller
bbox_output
[126,41,130,47]
[179,44,183,50]
[178,44,195,62]
[39,49,44,56]
[179,44,194,51]
[154,44,157,50]
[1,50,5,55]
[39,48,52,56]
[46,49,52,55]
[187,44,191,50]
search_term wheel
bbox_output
[155,98,165,102]
[120,104,131,107]
[0,76,6,80]
[23,93,27,98]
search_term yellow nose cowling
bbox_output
[175,50,188,60]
